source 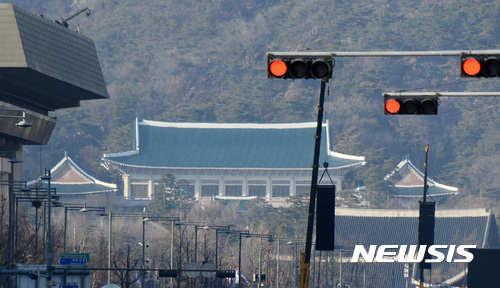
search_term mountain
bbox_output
[3,0,499,204]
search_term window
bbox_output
[248,180,266,197]
[225,180,242,196]
[295,181,310,196]
[131,183,148,199]
[272,181,290,197]
[201,180,219,197]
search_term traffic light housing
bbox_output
[461,55,500,77]
[267,52,334,80]
[216,270,236,278]
[158,269,178,278]
[384,94,438,115]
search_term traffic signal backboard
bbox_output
[267,52,334,80]
[461,55,500,77]
[384,94,438,115]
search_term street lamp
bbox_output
[174,221,206,288]
[7,155,21,272]
[142,216,179,288]
[288,239,306,288]
[271,238,292,288]
[241,233,273,288]
[40,169,54,288]
[0,107,32,127]
[200,225,232,271]
[60,203,105,253]
[219,230,250,288]
[99,212,147,285]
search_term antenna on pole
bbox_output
[422,144,429,202]
[59,7,91,28]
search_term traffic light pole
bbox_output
[383,92,500,98]
[269,49,500,58]
[299,78,328,288]
[268,48,500,288]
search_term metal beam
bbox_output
[383,92,500,97]
[268,49,500,58]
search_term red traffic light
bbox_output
[269,60,288,77]
[461,55,500,77]
[462,58,482,76]
[267,53,333,80]
[385,99,401,114]
[384,95,438,115]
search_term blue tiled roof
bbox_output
[103,119,365,169]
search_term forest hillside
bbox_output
[2,0,499,207]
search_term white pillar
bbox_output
[242,176,248,197]
[266,177,272,200]
[148,178,154,199]
[123,174,130,200]
[195,176,201,200]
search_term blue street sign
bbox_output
[59,285,78,288]
[59,257,87,266]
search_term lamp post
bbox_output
[241,233,273,288]
[99,212,147,285]
[174,221,206,288]
[40,169,54,288]
[288,239,306,288]
[62,204,105,253]
[272,238,291,288]
[7,155,21,272]
[142,216,179,288]
[197,225,231,269]
[219,230,248,288]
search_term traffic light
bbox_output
[461,55,500,77]
[267,52,334,80]
[158,269,178,278]
[384,94,438,115]
[216,270,236,278]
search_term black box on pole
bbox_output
[316,185,335,251]
[418,200,435,270]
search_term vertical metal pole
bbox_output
[7,162,13,272]
[14,197,18,266]
[420,144,429,288]
[258,237,262,287]
[195,225,198,264]
[300,79,328,288]
[423,144,429,203]
[215,230,219,288]
[142,217,146,288]
[339,250,342,288]
[295,243,299,287]
[276,240,280,288]
[195,225,198,288]
[45,170,53,288]
[170,220,174,288]
[108,212,112,285]
[215,230,219,269]
[238,233,243,288]
[64,207,68,253]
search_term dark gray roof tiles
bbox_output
[333,208,498,287]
